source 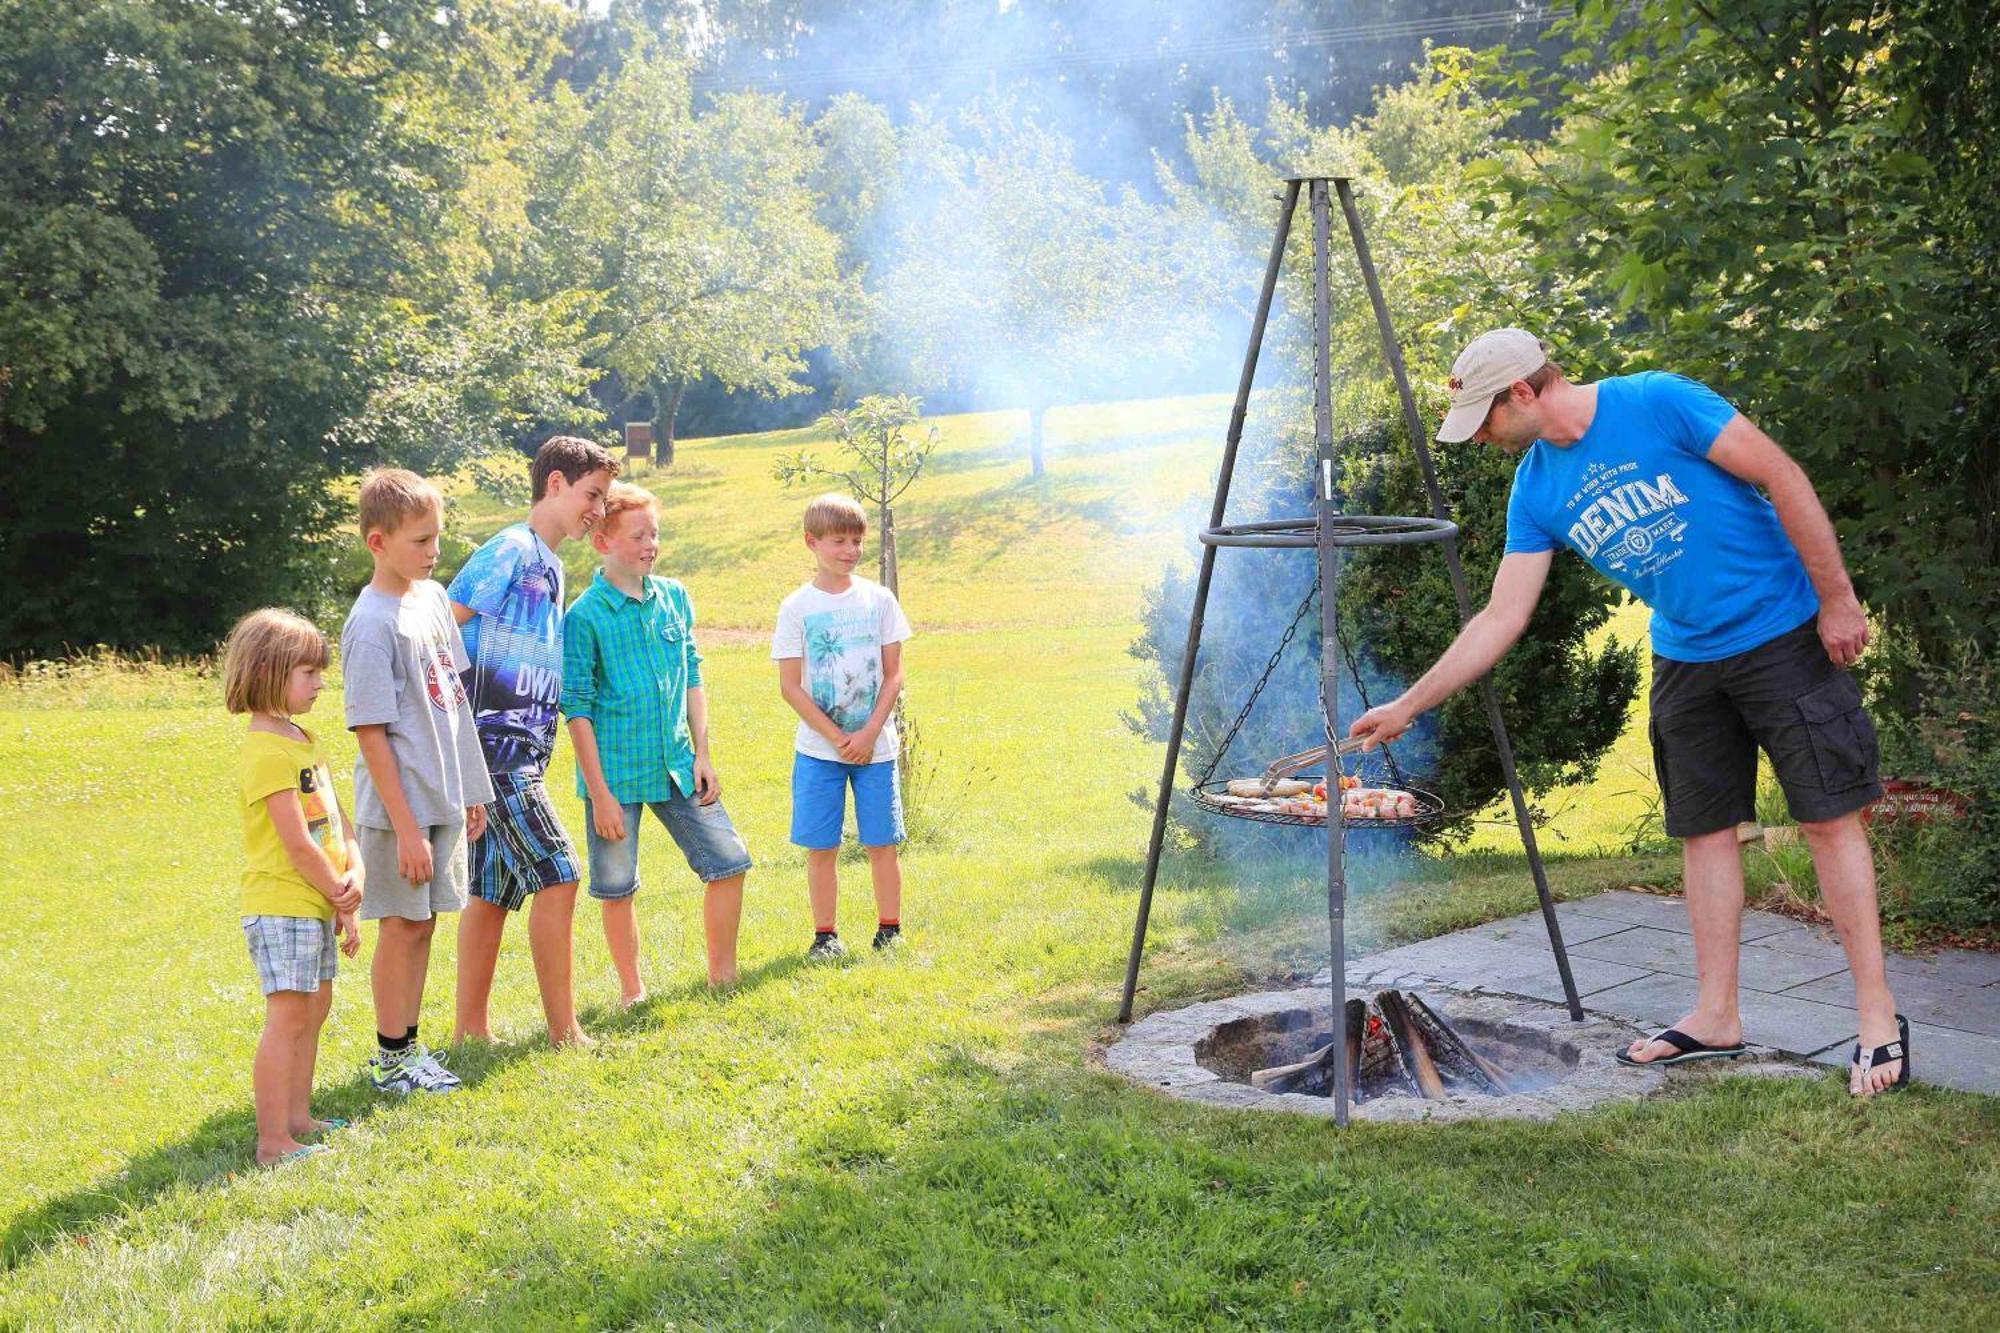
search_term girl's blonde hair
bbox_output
[223,608,329,716]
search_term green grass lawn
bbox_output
[2,401,1994,1329]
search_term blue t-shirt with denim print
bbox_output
[448,523,566,774]
[1503,372,1819,662]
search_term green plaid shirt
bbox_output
[560,570,704,803]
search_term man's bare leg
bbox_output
[454,898,507,1043]
[1800,812,1903,1093]
[703,873,744,986]
[1627,826,1745,1062]
[529,882,590,1046]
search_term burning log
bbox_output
[1375,990,1448,1099]
[1249,1040,1339,1094]
[1407,993,1511,1095]
[1247,991,1513,1103]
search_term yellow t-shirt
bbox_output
[239,726,347,920]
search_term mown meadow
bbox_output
[2,399,1993,1330]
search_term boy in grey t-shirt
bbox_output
[341,470,493,1095]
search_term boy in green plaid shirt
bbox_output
[562,484,751,995]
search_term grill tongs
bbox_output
[1257,735,1371,791]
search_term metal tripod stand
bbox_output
[1115,177,1584,1127]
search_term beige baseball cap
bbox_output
[1436,328,1549,443]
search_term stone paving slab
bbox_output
[1462,905,1634,948]
[1565,890,1796,942]
[1882,948,2000,989]
[1808,1022,2000,1096]
[1570,926,1851,993]
[1782,969,2000,1037]
[1583,972,1860,1054]
[1331,890,1998,1095]
[1340,934,1651,999]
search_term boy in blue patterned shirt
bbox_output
[563,483,750,994]
[447,435,617,1047]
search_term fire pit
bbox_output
[1106,987,1662,1124]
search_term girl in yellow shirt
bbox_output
[225,609,364,1167]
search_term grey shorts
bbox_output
[582,791,753,900]
[1649,617,1884,838]
[356,822,468,921]
[243,914,338,995]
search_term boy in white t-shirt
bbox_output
[772,494,913,961]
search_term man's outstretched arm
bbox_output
[1347,549,1553,747]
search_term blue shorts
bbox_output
[470,772,581,912]
[790,754,905,850]
[583,789,753,900]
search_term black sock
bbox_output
[876,922,900,936]
[379,1029,413,1054]
[814,929,838,941]
[405,1023,419,1045]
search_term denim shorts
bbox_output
[790,754,904,850]
[469,772,581,912]
[242,914,338,995]
[582,789,753,900]
[1650,617,1884,837]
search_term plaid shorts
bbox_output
[242,914,338,995]
[470,771,581,912]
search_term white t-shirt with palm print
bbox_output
[771,577,913,764]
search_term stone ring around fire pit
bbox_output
[1106,987,1666,1123]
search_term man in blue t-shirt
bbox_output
[1349,328,1907,1095]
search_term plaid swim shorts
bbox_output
[470,771,582,912]
[242,914,338,995]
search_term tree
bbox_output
[771,393,940,597]
[0,0,583,656]
[533,41,853,465]
[876,105,1225,477]
[1481,0,2000,670]
[1128,54,1639,844]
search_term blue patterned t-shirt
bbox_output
[1503,372,1819,662]
[448,523,567,774]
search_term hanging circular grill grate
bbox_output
[1189,777,1445,829]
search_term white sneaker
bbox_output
[370,1044,459,1096]
[410,1044,462,1091]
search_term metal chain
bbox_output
[1334,609,1410,790]
[1193,579,1322,786]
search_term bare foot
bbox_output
[616,990,647,1011]
[453,1028,496,1047]
[708,972,739,990]
[1850,1011,1905,1096]
[552,1024,595,1049]
[1623,1011,1742,1064]
[255,1137,310,1167]
[288,1116,341,1138]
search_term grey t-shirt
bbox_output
[341,581,495,831]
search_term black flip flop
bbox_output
[1614,1027,1747,1067]
[1850,1013,1912,1093]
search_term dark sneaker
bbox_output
[806,933,846,963]
[871,926,903,951]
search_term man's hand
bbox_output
[397,828,434,885]
[591,796,627,842]
[1348,699,1416,751]
[335,909,362,959]
[465,804,487,843]
[1818,595,1869,667]
[837,728,875,763]
[693,756,721,806]
[328,869,363,915]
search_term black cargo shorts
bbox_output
[1648,617,1883,838]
